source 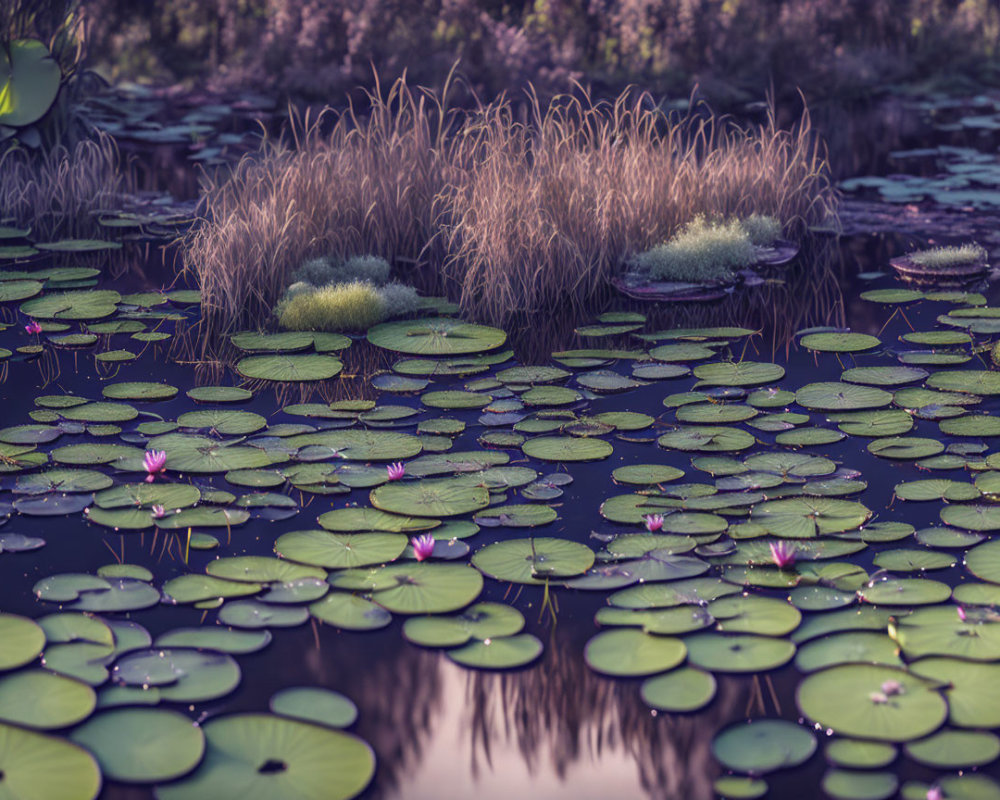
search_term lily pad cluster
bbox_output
[6,251,1000,798]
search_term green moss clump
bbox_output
[277,281,386,331]
[740,214,782,246]
[907,243,987,270]
[628,216,758,282]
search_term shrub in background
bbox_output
[291,255,393,287]
[80,0,1000,111]
[377,282,420,318]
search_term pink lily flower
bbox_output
[411,534,435,562]
[143,450,167,482]
[151,504,166,519]
[957,605,967,622]
[387,462,406,481]
[24,320,42,335]
[926,788,943,800]
[644,514,664,532]
[769,540,797,569]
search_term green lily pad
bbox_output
[903,729,1000,769]
[0,721,101,800]
[236,355,342,382]
[269,687,358,729]
[640,666,716,712]
[0,613,45,670]
[70,708,205,783]
[692,361,785,386]
[927,370,1000,395]
[712,719,816,774]
[472,538,594,584]
[910,657,1000,728]
[796,383,892,411]
[801,332,881,352]
[114,648,241,702]
[154,713,374,800]
[309,593,392,631]
[366,563,483,614]
[796,664,947,741]
[446,633,544,669]
[0,39,61,127]
[0,670,95,729]
[821,769,898,800]
[275,531,407,569]
[370,478,490,517]
[584,629,686,676]
[21,290,120,320]
[368,318,506,355]
[521,436,613,462]
[685,633,795,672]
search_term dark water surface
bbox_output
[2,230,999,800]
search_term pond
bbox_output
[2,105,1000,800]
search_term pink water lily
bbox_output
[411,534,435,562]
[24,320,42,335]
[926,788,943,800]
[150,504,165,519]
[880,679,903,696]
[769,540,797,569]
[143,450,167,482]
[387,462,406,481]
[957,605,967,622]
[644,514,664,532]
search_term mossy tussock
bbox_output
[907,244,987,270]
[627,215,782,283]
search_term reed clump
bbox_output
[0,132,128,239]
[183,77,837,335]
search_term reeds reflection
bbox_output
[343,629,749,800]
[506,235,848,366]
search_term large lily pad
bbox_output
[368,318,506,355]
[472,538,594,584]
[370,479,490,517]
[154,713,374,800]
[797,664,947,741]
[70,708,205,783]
[0,721,101,800]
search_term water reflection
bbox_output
[507,234,848,365]
[336,630,749,800]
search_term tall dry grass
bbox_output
[0,132,128,239]
[439,91,836,321]
[183,78,837,335]
[184,74,463,339]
